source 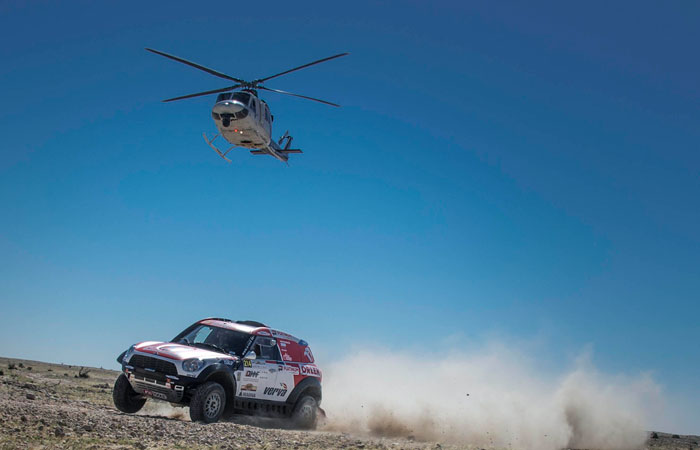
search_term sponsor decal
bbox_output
[241,383,257,392]
[303,347,314,362]
[223,359,234,365]
[280,383,288,390]
[244,359,252,368]
[263,387,288,397]
[271,330,296,340]
[245,371,259,378]
[245,335,255,348]
[256,330,271,336]
[301,365,320,377]
[239,391,256,398]
[282,354,293,361]
[284,366,300,375]
[143,389,167,400]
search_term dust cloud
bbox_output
[138,402,189,421]
[320,343,661,450]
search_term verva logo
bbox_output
[301,365,320,377]
[263,387,288,396]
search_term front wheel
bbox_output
[189,382,226,423]
[113,373,146,414]
[291,395,319,429]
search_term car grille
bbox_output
[129,354,178,376]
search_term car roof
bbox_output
[198,318,302,343]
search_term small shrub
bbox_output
[27,366,32,371]
[8,363,16,370]
[18,363,24,368]
[78,367,91,378]
[0,369,4,376]
[47,368,52,372]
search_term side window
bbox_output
[249,98,257,114]
[253,337,281,361]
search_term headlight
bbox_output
[182,358,205,372]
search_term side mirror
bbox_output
[244,351,256,360]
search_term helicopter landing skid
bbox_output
[203,132,234,163]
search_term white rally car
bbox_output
[113,318,322,427]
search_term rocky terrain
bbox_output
[0,356,697,450]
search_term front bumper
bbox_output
[120,349,239,404]
[122,363,200,403]
[126,370,186,402]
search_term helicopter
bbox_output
[145,48,348,163]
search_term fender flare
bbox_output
[197,364,237,402]
[286,376,322,406]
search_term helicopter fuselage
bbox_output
[211,91,272,149]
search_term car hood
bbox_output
[133,341,236,361]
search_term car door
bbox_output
[236,336,280,400]
[254,336,291,401]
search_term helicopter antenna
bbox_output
[146,48,348,106]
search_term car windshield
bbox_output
[174,325,250,356]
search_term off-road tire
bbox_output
[291,395,318,429]
[189,381,226,423]
[113,373,146,414]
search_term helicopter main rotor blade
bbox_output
[258,86,341,107]
[163,84,241,102]
[254,52,349,83]
[145,48,245,83]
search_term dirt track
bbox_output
[0,357,696,450]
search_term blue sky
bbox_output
[1,1,698,433]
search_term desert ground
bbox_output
[0,356,696,450]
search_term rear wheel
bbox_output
[291,395,319,429]
[113,373,146,414]
[189,382,226,423]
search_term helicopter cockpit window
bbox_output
[232,92,250,106]
[249,98,256,114]
[216,93,233,102]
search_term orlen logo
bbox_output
[301,365,320,377]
